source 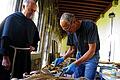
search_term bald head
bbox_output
[22,0,37,19]
[60,13,75,31]
[60,13,81,33]
[23,0,36,6]
[60,13,75,24]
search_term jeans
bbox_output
[74,51,100,80]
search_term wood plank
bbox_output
[59,6,101,13]
[59,0,108,7]
[59,9,100,16]
[58,5,104,11]
[59,0,112,3]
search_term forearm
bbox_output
[0,36,9,56]
[74,43,96,66]
[64,46,76,59]
[31,29,40,51]
[74,49,95,66]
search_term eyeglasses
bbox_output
[62,18,76,31]
[63,24,71,31]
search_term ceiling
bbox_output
[57,0,113,22]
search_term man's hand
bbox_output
[30,46,35,52]
[63,63,77,75]
[2,56,11,70]
[54,57,64,66]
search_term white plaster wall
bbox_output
[97,1,120,62]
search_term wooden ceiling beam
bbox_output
[96,3,112,21]
[57,0,113,22]
[76,17,96,20]
[59,9,99,15]
[59,7,101,13]
[59,9,100,16]
[58,5,104,11]
[76,15,97,18]
[59,0,112,3]
[58,1,108,7]
[58,13,97,19]
[85,0,112,3]
[59,13,98,18]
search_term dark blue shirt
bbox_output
[67,20,100,55]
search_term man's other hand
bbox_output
[2,56,11,70]
[54,57,64,66]
[63,63,77,75]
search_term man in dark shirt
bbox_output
[54,13,100,80]
[0,0,39,79]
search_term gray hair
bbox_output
[23,0,36,6]
[60,13,75,24]
[23,0,29,6]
